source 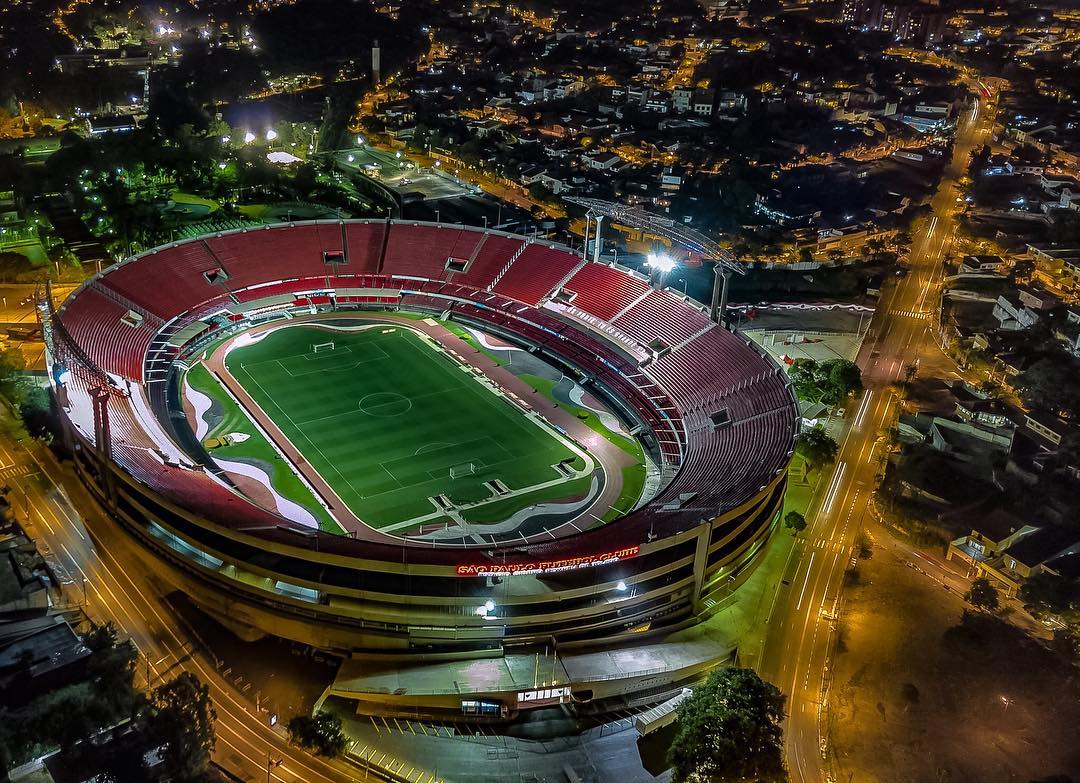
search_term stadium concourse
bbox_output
[47,219,797,715]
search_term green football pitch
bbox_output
[220,324,591,528]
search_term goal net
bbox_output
[449,462,476,479]
[312,341,336,353]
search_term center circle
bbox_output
[359,392,412,417]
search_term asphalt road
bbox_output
[3,433,438,783]
[757,93,998,783]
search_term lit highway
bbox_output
[758,92,998,783]
[3,436,437,783]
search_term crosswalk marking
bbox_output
[810,538,850,553]
[890,309,930,319]
[0,464,33,480]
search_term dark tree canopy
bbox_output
[1018,356,1080,419]
[965,577,1000,612]
[796,426,839,471]
[1019,572,1080,625]
[0,621,141,771]
[148,672,217,783]
[287,711,347,757]
[668,667,788,783]
[787,358,862,406]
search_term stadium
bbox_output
[45,220,797,673]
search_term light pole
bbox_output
[266,751,283,783]
[710,262,731,326]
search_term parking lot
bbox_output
[332,147,476,201]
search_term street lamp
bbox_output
[265,128,278,142]
[266,752,283,783]
[243,131,256,144]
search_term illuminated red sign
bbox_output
[455,545,640,577]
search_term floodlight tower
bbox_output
[645,252,676,290]
[710,264,729,324]
[563,197,744,325]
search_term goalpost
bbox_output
[449,462,476,479]
[311,341,336,353]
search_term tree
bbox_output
[796,427,838,471]
[18,384,56,443]
[286,711,346,757]
[86,624,140,719]
[97,741,151,783]
[787,358,821,402]
[1008,259,1035,284]
[1019,572,1079,625]
[786,358,862,405]
[0,251,32,282]
[0,346,27,403]
[1050,627,1080,664]
[148,673,216,783]
[784,511,807,535]
[965,577,999,612]
[527,182,553,204]
[668,667,787,783]
[821,359,862,406]
[1018,356,1080,418]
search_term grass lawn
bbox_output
[184,363,341,533]
[516,372,647,520]
[222,324,588,527]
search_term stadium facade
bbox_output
[46,220,797,662]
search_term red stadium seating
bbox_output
[453,234,523,289]
[380,224,482,279]
[59,284,156,381]
[344,222,387,274]
[206,224,345,291]
[491,243,582,305]
[647,328,765,407]
[562,262,651,320]
[101,242,221,319]
[612,289,710,348]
